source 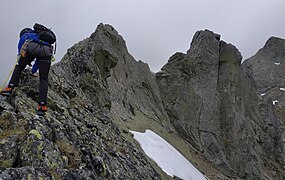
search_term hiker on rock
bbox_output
[0,23,56,116]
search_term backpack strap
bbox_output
[54,42,57,54]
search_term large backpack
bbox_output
[33,23,56,44]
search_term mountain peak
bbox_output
[0,24,284,179]
[264,36,285,50]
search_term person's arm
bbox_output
[18,35,26,54]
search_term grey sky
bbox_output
[1,0,285,85]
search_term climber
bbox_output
[0,23,56,116]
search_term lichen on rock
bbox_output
[0,24,284,179]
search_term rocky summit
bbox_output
[0,23,284,179]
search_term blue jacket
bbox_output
[31,61,39,74]
[18,31,50,54]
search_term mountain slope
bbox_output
[0,24,167,179]
[0,24,284,179]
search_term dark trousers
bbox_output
[9,42,52,103]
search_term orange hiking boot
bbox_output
[0,86,13,97]
[37,102,48,116]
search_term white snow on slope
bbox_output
[274,62,280,65]
[130,129,206,180]
[273,100,278,105]
[280,88,285,91]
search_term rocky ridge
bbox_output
[157,30,285,179]
[243,37,285,174]
[0,24,168,180]
[0,24,284,179]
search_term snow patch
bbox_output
[261,93,266,96]
[130,129,206,180]
[273,100,278,105]
[274,62,280,65]
[280,88,285,91]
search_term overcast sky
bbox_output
[1,0,285,85]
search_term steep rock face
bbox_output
[104,28,229,179]
[243,37,285,93]
[156,30,285,179]
[218,42,265,178]
[243,37,285,175]
[156,30,221,152]
[0,24,166,179]
[105,27,171,130]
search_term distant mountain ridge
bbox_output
[0,23,284,179]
